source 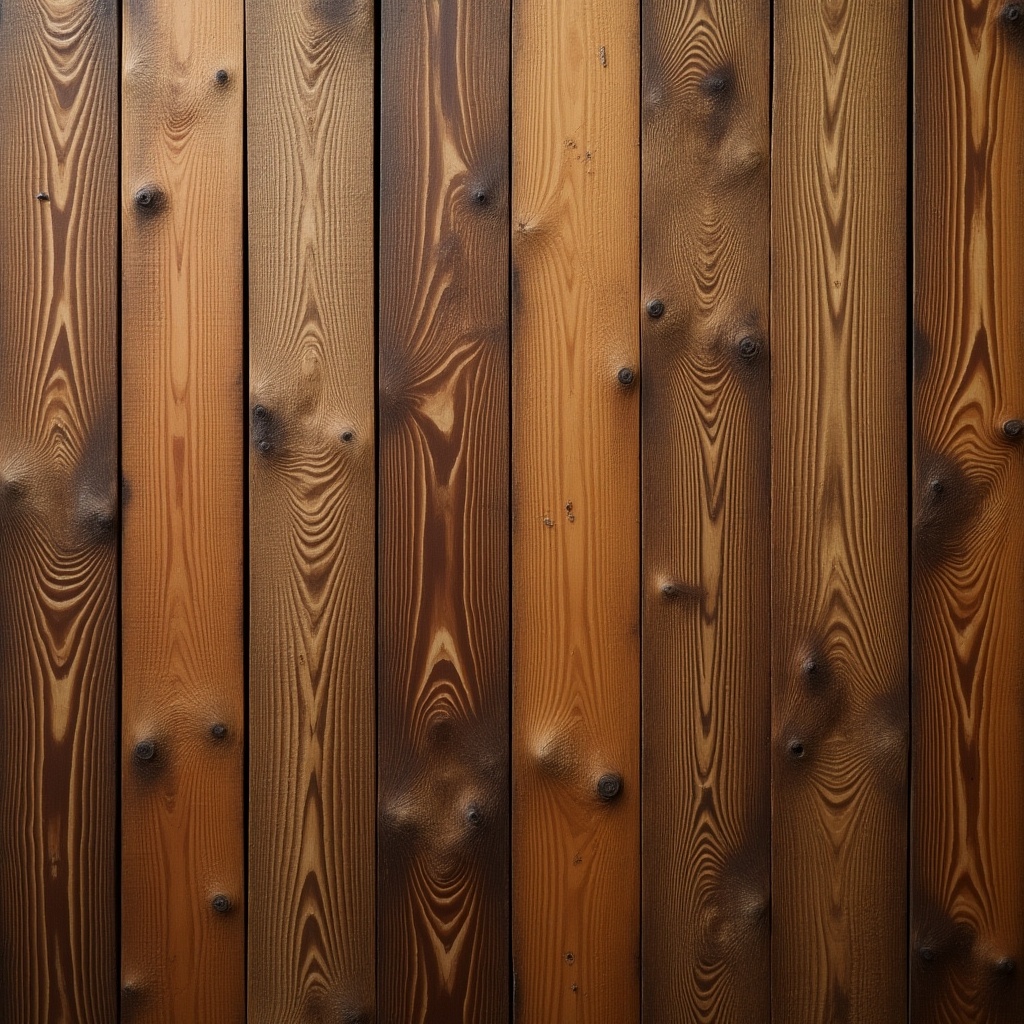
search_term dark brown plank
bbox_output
[912,2,1024,1020]
[771,0,909,1019]
[641,1,771,1020]
[377,0,510,1018]
[120,0,245,1018]
[246,1,376,1020]
[511,0,640,1019]
[0,1,119,1019]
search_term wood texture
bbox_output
[377,0,510,1018]
[0,1,119,1019]
[912,2,1024,1019]
[511,0,640,1019]
[771,1,909,1020]
[120,0,245,1018]
[641,2,771,1020]
[246,2,376,1020]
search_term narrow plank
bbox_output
[120,0,245,1018]
[511,0,640,1018]
[0,1,119,1019]
[246,2,376,1020]
[377,0,511,1017]
[640,1,771,1020]
[770,0,909,1019]
[912,2,1024,1019]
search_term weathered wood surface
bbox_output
[771,0,909,1019]
[641,2,772,1020]
[0,1,119,1019]
[120,0,245,1018]
[511,0,640,1020]
[377,0,511,1018]
[246,1,376,1020]
[912,2,1024,1020]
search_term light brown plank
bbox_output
[246,1,376,1020]
[377,0,511,1018]
[511,0,640,1019]
[120,0,245,1018]
[771,0,909,1019]
[0,1,119,1019]
[641,1,771,1020]
[912,2,1024,1019]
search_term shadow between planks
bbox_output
[0,0,1022,1022]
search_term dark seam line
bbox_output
[240,0,251,1015]
[905,0,916,1016]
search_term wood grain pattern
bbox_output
[912,2,1024,1019]
[0,1,119,1019]
[120,0,245,1018]
[641,2,771,1020]
[511,0,640,1019]
[377,0,510,1018]
[246,2,376,1020]
[771,0,909,1019]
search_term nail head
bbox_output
[210,723,227,740]
[1002,418,1023,439]
[134,739,156,763]
[597,773,622,801]
[215,68,229,84]
[211,894,231,914]
[36,192,49,202]
[646,298,665,320]
[617,366,636,387]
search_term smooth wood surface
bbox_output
[377,0,510,1018]
[120,0,245,1018]
[246,2,376,1020]
[912,3,1024,1020]
[0,1,119,1019]
[511,0,640,1019]
[641,2,771,1020]
[771,0,909,1020]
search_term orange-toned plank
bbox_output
[511,0,640,1020]
[120,0,245,1017]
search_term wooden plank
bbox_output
[377,0,510,1017]
[912,3,1024,1019]
[510,0,639,1019]
[770,1,909,1019]
[0,1,119,1019]
[245,2,376,1020]
[120,0,245,1018]
[640,1,771,1020]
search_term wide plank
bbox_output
[120,0,245,1018]
[912,2,1024,1019]
[377,0,511,1017]
[246,1,376,1020]
[641,1,771,1020]
[0,1,119,1019]
[511,0,640,1019]
[771,0,909,1019]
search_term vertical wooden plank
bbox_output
[511,0,639,1019]
[377,0,510,1018]
[246,1,376,1020]
[0,1,119,1019]
[641,1,771,1020]
[771,1,909,1020]
[912,2,1024,1019]
[120,0,245,1018]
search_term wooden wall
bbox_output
[1,1,1022,1022]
